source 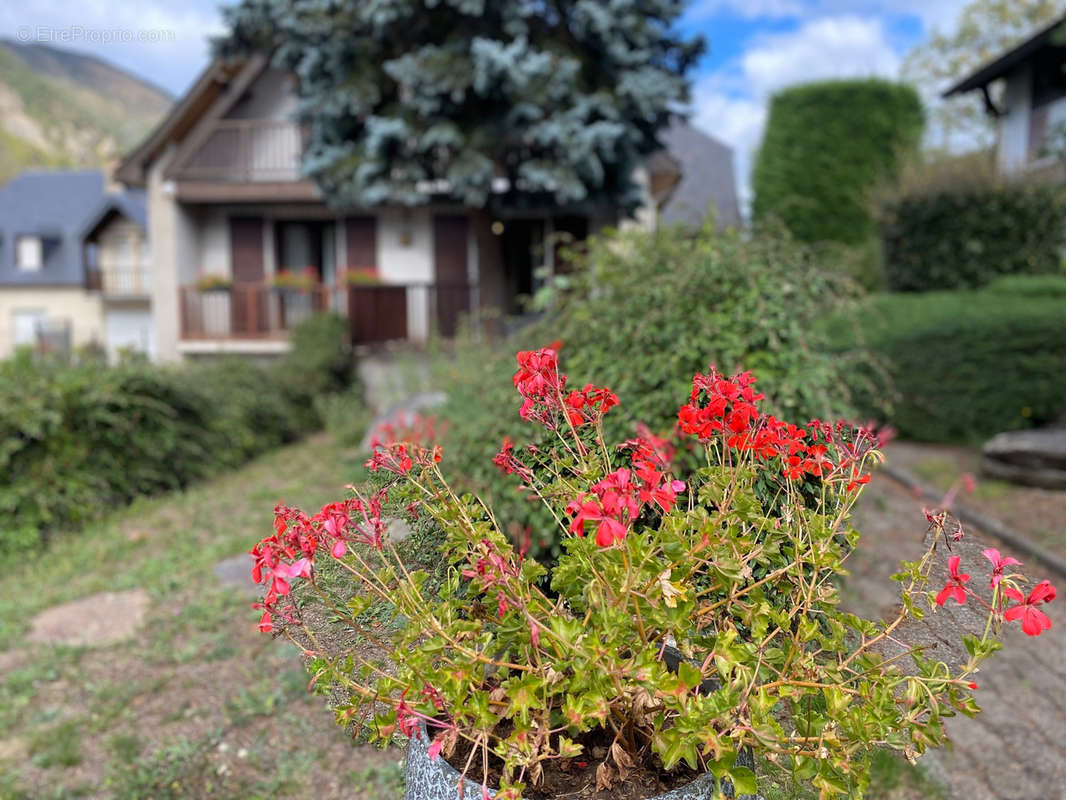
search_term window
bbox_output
[15,236,42,271]
[12,309,45,346]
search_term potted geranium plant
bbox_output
[270,266,319,293]
[342,266,384,286]
[251,347,1055,799]
[194,273,232,292]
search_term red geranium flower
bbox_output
[982,548,1022,590]
[1004,580,1056,636]
[936,555,970,606]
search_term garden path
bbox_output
[848,474,1066,800]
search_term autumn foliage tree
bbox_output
[217,0,704,213]
[902,0,1066,151]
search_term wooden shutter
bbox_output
[230,217,264,284]
[345,217,377,270]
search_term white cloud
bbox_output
[861,0,970,35]
[743,16,900,96]
[690,15,902,212]
[684,0,805,21]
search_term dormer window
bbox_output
[16,235,42,271]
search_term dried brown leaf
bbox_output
[595,761,614,791]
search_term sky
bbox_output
[0,0,975,204]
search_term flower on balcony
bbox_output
[270,266,319,291]
[341,267,383,286]
[194,273,232,292]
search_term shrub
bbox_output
[0,313,357,556]
[434,224,864,555]
[881,182,1066,292]
[253,350,1056,799]
[820,289,1066,443]
[282,311,354,400]
[752,79,923,246]
[983,273,1066,298]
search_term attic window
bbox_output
[16,236,42,271]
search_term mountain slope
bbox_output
[0,39,172,182]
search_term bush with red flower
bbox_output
[250,346,1055,799]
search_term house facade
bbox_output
[0,170,153,361]
[116,57,738,362]
[945,17,1066,176]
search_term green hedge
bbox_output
[752,79,923,246]
[0,312,353,556]
[881,183,1066,291]
[821,288,1066,442]
[435,223,863,557]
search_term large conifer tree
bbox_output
[218,0,703,212]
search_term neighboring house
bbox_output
[0,170,153,361]
[945,16,1066,175]
[115,57,738,361]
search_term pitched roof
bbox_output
[659,120,741,228]
[0,170,145,286]
[943,16,1066,97]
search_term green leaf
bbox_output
[729,766,757,795]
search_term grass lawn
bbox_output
[0,433,400,800]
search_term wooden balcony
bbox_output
[180,283,336,340]
[179,282,478,346]
[347,282,476,345]
[173,119,304,183]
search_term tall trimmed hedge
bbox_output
[752,79,923,245]
[0,312,354,556]
[820,281,1066,443]
[881,183,1066,291]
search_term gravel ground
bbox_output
[848,474,1066,800]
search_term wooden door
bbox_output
[432,215,470,337]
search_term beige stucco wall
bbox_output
[147,144,200,362]
[0,288,104,358]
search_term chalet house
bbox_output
[945,16,1066,176]
[115,57,739,361]
[0,170,152,361]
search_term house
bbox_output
[115,57,738,361]
[0,170,153,361]
[944,16,1066,175]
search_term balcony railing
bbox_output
[179,281,478,345]
[347,282,477,345]
[86,267,153,297]
[175,119,304,182]
[180,283,336,340]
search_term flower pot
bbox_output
[405,723,760,800]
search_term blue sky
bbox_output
[0,0,973,202]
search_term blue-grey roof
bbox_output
[0,170,146,286]
[660,121,741,229]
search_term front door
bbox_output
[432,215,470,337]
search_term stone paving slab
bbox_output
[214,553,261,597]
[26,589,150,648]
[851,478,1066,800]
